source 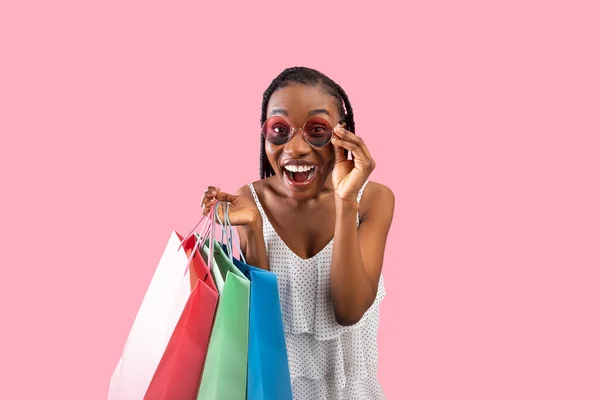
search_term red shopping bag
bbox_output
[144,228,219,400]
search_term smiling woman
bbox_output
[261,83,342,199]
[202,66,395,400]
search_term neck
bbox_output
[270,173,335,208]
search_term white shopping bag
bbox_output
[108,230,196,400]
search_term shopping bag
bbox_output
[225,250,293,400]
[197,203,251,400]
[144,215,219,400]
[108,231,198,400]
[219,205,293,400]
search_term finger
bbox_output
[201,192,215,207]
[331,134,347,163]
[202,186,221,210]
[202,199,217,215]
[206,186,220,198]
[333,126,364,147]
[214,191,237,203]
[203,197,217,207]
[332,135,358,152]
[202,188,218,201]
[332,137,371,168]
[334,126,374,160]
[333,127,375,167]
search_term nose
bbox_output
[283,128,311,157]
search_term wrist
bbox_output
[335,195,359,212]
[238,219,268,271]
[241,219,263,236]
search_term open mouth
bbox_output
[283,164,317,185]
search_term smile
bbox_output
[282,163,318,186]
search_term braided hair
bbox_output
[259,66,355,179]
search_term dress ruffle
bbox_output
[285,320,384,397]
[284,303,385,399]
[290,375,386,400]
[276,254,387,340]
[272,257,386,398]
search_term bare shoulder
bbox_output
[234,177,275,204]
[360,181,395,223]
[234,184,254,199]
[363,181,395,206]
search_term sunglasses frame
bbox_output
[261,115,336,148]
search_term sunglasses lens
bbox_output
[304,117,333,147]
[263,117,291,145]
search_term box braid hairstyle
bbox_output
[259,66,355,179]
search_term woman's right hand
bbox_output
[201,186,261,227]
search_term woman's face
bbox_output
[265,84,341,199]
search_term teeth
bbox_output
[284,165,315,173]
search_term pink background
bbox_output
[1,0,599,399]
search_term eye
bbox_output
[272,125,289,135]
[308,125,328,135]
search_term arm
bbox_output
[234,186,269,271]
[330,185,395,326]
[237,221,269,271]
[329,123,395,325]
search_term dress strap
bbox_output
[248,183,268,221]
[357,180,369,203]
[356,180,369,227]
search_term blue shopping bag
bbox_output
[218,203,293,400]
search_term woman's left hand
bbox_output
[331,123,376,203]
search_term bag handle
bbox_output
[217,203,246,264]
[180,203,218,276]
[179,212,208,252]
[215,203,230,255]
[222,202,247,264]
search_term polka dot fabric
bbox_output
[248,181,386,399]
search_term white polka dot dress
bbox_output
[248,181,387,400]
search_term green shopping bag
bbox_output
[197,205,250,400]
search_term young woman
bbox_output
[202,66,395,399]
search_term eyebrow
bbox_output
[269,108,331,117]
[270,109,288,116]
[308,109,330,116]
